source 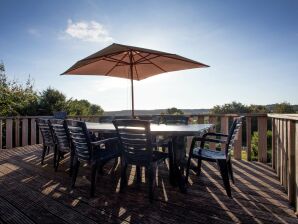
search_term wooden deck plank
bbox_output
[0,145,297,224]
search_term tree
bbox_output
[272,102,295,113]
[38,88,67,115]
[211,101,250,114]
[89,104,104,115]
[166,107,184,115]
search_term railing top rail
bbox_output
[268,113,298,121]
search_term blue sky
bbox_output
[1,0,297,111]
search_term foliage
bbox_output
[166,107,184,115]
[251,130,272,162]
[272,102,295,113]
[0,61,104,116]
[66,99,103,116]
[38,87,67,115]
[211,102,251,114]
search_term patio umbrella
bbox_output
[61,43,209,117]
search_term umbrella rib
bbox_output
[135,54,160,64]
[104,52,129,76]
[134,51,167,72]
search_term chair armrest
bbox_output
[192,137,226,144]
[202,132,228,138]
[91,137,119,146]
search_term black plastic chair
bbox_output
[66,120,120,197]
[48,119,73,174]
[163,115,189,125]
[36,118,56,166]
[185,116,244,197]
[113,119,168,202]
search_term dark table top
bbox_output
[86,122,214,136]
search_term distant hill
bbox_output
[104,109,210,116]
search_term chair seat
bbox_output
[193,148,226,160]
[152,151,168,162]
[94,147,120,162]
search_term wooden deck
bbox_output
[0,145,297,224]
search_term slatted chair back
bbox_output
[36,118,55,147]
[48,119,70,152]
[225,116,244,156]
[66,120,92,162]
[163,115,189,125]
[98,116,115,123]
[113,119,153,165]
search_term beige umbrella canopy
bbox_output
[62,43,209,117]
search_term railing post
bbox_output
[295,121,298,214]
[197,115,205,124]
[0,120,2,149]
[6,118,13,149]
[209,115,217,149]
[234,117,242,160]
[15,118,20,147]
[31,118,36,145]
[246,117,252,161]
[22,118,28,146]
[271,118,276,170]
[257,116,267,163]
[287,120,295,205]
[221,116,229,151]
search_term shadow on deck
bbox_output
[0,145,296,224]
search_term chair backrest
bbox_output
[113,119,153,165]
[65,120,92,161]
[98,116,115,123]
[225,116,244,155]
[53,111,67,119]
[137,115,161,124]
[163,115,189,125]
[48,119,70,152]
[36,118,55,147]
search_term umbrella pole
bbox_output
[129,51,134,118]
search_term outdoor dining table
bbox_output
[86,122,214,192]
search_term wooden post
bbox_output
[221,116,229,151]
[6,118,13,149]
[197,115,205,124]
[15,118,20,147]
[234,117,242,160]
[257,116,267,163]
[22,118,28,146]
[209,116,217,149]
[295,121,298,214]
[31,118,36,145]
[271,118,276,170]
[277,119,281,179]
[0,120,2,149]
[287,120,295,205]
[246,117,252,161]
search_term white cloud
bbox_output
[65,19,113,43]
[27,28,41,37]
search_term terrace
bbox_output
[0,113,297,223]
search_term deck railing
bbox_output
[268,114,298,211]
[2,113,298,211]
[0,114,268,162]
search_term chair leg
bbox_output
[120,161,127,193]
[69,150,74,177]
[147,164,156,202]
[217,160,232,197]
[71,158,80,188]
[53,145,57,168]
[90,162,98,197]
[136,165,142,188]
[185,154,192,184]
[41,145,47,165]
[227,159,234,184]
[197,159,202,176]
[55,151,61,172]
